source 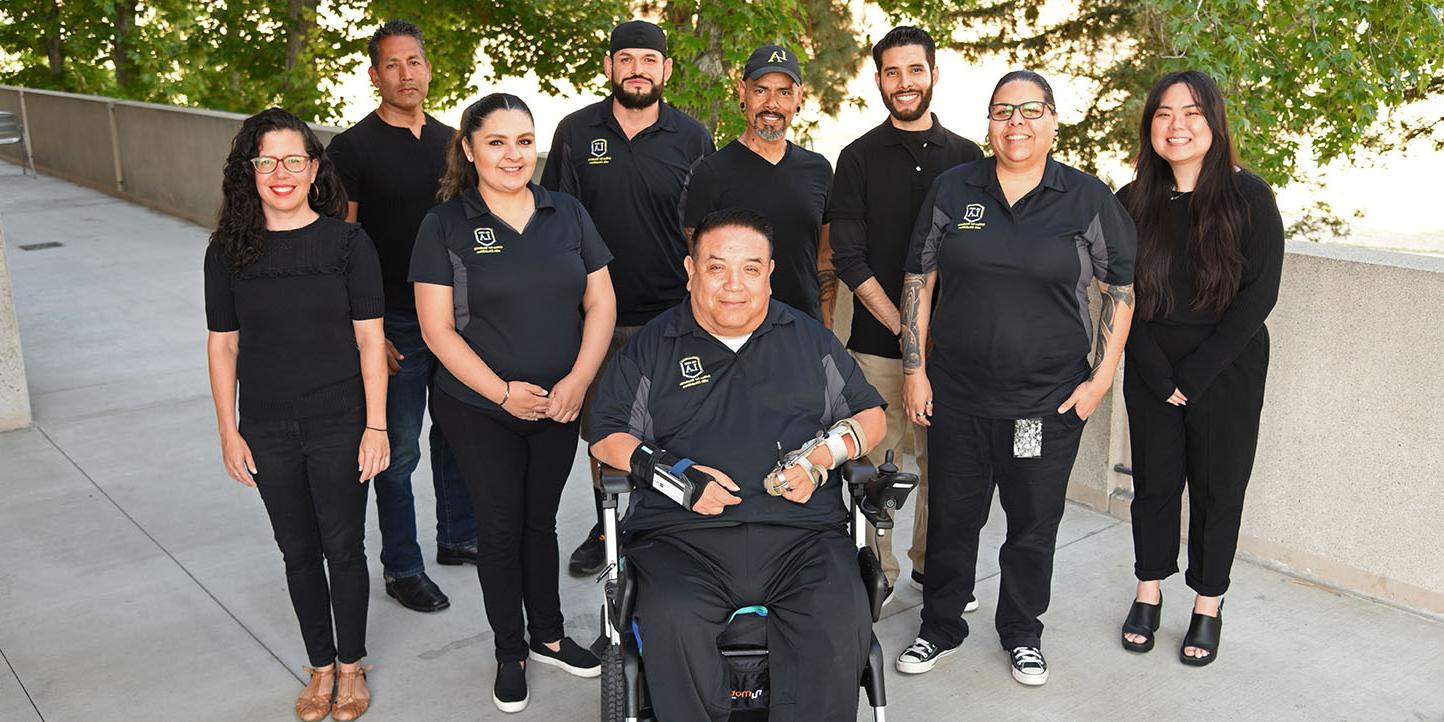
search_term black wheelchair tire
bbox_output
[601,640,626,722]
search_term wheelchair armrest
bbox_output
[857,546,887,623]
[599,464,633,501]
[841,457,877,489]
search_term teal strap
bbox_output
[727,605,769,624]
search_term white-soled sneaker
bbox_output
[1009,646,1049,686]
[529,637,601,678]
[895,637,958,674]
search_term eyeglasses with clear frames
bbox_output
[987,101,1054,121]
[250,155,312,174]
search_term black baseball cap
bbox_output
[611,20,667,56]
[744,44,802,84]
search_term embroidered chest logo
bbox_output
[678,356,711,389]
[956,203,986,230]
[473,227,503,254]
[588,138,611,166]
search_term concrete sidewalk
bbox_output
[1,164,1441,721]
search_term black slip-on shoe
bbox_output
[529,637,601,678]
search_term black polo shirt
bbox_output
[681,140,832,320]
[829,115,981,358]
[906,156,1136,419]
[541,98,714,326]
[326,111,455,312]
[409,184,612,410]
[588,299,885,533]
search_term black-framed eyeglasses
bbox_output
[987,101,1054,121]
[250,155,312,174]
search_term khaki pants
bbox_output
[851,351,930,585]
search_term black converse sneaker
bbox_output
[1009,646,1049,686]
[895,637,958,674]
[529,636,601,678]
[493,660,528,713]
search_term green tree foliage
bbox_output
[3,0,1440,208]
[876,0,1444,201]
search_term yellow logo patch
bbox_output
[956,203,986,230]
[678,356,711,389]
[472,227,503,254]
[588,138,611,165]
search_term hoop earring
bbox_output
[309,184,319,202]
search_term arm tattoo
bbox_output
[1090,283,1135,380]
[817,268,838,322]
[901,273,926,374]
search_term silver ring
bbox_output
[915,411,926,417]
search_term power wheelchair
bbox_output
[595,451,918,722]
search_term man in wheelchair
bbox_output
[588,208,892,721]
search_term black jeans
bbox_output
[920,406,1086,651]
[430,391,579,662]
[1126,327,1269,596]
[626,524,871,722]
[242,409,370,666]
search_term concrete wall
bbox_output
[0,215,32,431]
[1063,243,1444,615]
[0,86,340,227]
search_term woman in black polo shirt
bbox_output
[410,93,615,714]
[894,71,1136,686]
[204,108,388,721]
[1116,71,1284,666]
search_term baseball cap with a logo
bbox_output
[743,45,803,84]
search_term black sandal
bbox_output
[1180,599,1224,666]
[1121,596,1162,653]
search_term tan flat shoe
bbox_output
[331,663,374,722]
[295,665,335,722]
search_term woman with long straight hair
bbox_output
[204,108,389,720]
[410,93,616,713]
[1116,71,1284,666]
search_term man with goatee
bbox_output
[681,44,835,324]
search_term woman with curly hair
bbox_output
[204,107,389,721]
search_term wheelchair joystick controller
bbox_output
[858,449,918,531]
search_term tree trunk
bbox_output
[43,1,64,82]
[112,1,139,92]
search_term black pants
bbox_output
[920,407,1086,650]
[1125,327,1269,597]
[626,524,870,722]
[242,409,370,667]
[430,390,579,662]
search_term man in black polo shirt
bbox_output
[325,20,471,613]
[542,20,714,576]
[681,45,834,322]
[828,26,982,600]
[589,209,887,722]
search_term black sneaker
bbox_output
[908,570,979,612]
[493,660,528,713]
[384,572,450,612]
[567,523,606,576]
[1009,646,1049,686]
[895,637,957,674]
[529,636,601,678]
